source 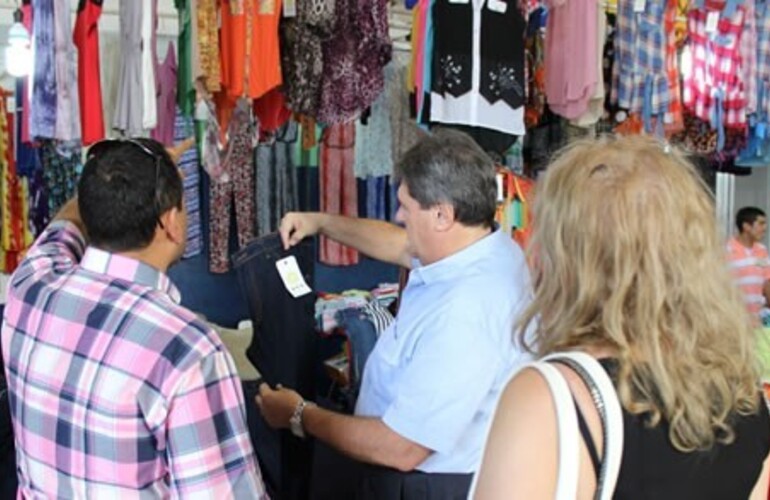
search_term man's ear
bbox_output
[434,203,455,232]
[159,207,184,245]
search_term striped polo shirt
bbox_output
[727,236,770,317]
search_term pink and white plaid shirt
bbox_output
[1,221,268,499]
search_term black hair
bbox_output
[78,138,183,252]
[736,206,766,233]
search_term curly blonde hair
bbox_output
[519,135,761,452]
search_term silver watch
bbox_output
[289,399,314,438]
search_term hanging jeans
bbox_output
[208,120,256,273]
[232,233,316,500]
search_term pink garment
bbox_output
[413,0,426,115]
[151,42,178,146]
[320,122,359,266]
[544,0,599,120]
[21,1,33,144]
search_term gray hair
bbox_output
[395,129,496,228]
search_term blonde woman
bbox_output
[473,136,770,499]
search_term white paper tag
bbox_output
[487,0,507,13]
[633,0,645,13]
[282,0,296,17]
[258,0,275,15]
[276,256,312,298]
[6,97,16,114]
[448,0,470,5]
[705,11,719,33]
[496,173,504,202]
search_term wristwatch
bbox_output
[289,399,315,438]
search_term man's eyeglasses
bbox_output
[87,139,167,229]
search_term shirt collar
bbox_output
[80,247,182,304]
[410,227,505,286]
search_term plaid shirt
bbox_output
[611,0,670,116]
[1,221,268,499]
[683,3,747,129]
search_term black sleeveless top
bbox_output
[592,359,770,499]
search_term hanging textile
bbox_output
[73,0,106,145]
[152,42,178,146]
[317,0,392,124]
[255,121,299,237]
[175,0,195,116]
[113,0,144,135]
[429,0,527,136]
[196,0,221,92]
[39,141,81,217]
[209,99,256,273]
[53,0,82,142]
[141,0,158,130]
[30,0,57,140]
[319,122,359,266]
[1,92,31,273]
[173,110,203,259]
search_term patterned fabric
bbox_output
[318,0,392,123]
[663,0,684,134]
[2,222,268,498]
[354,88,394,179]
[39,140,81,217]
[209,100,256,273]
[197,0,221,92]
[742,0,758,115]
[756,0,770,119]
[727,236,770,319]
[53,0,82,141]
[611,0,669,130]
[1,95,31,273]
[280,20,325,117]
[683,1,747,131]
[320,122,359,265]
[30,0,57,140]
[255,121,299,236]
[173,109,203,258]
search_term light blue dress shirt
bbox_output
[355,228,533,473]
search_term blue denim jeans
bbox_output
[232,233,316,500]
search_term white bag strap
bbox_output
[542,352,625,500]
[524,361,581,500]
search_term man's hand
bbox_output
[279,213,322,250]
[255,383,303,429]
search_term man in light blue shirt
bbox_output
[257,129,533,498]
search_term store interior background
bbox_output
[0,0,765,326]
[0,0,399,327]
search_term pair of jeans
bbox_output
[356,465,473,500]
[232,233,316,500]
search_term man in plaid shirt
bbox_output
[1,139,268,498]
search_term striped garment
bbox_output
[727,236,770,318]
[173,109,203,259]
[1,221,267,498]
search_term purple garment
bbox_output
[317,0,392,124]
[151,42,178,146]
[53,0,81,141]
[30,0,57,140]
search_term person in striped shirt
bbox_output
[1,139,268,498]
[727,206,770,321]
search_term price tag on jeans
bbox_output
[633,0,645,12]
[276,256,312,298]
